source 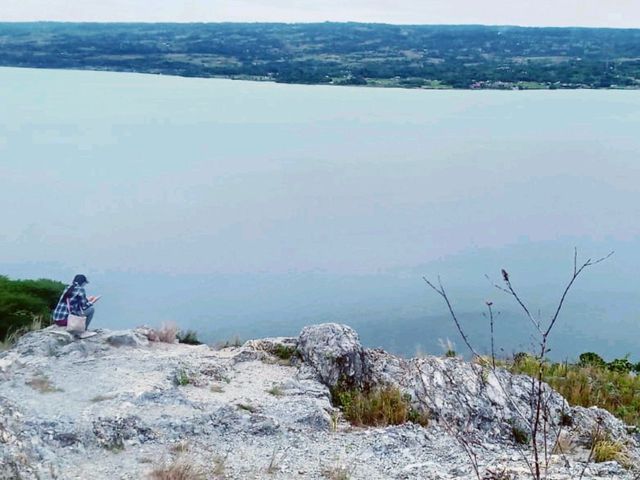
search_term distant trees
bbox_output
[1,23,639,89]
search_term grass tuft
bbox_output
[215,336,243,349]
[331,385,428,427]
[322,463,352,480]
[236,402,257,413]
[592,437,631,467]
[272,344,297,361]
[266,385,284,397]
[1,315,45,351]
[26,374,62,393]
[177,330,202,345]
[149,459,204,480]
[156,323,178,344]
[212,453,227,478]
[174,369,192,386]
[509,354,640,427]
[90,393,118,403]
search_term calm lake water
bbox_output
[1,67,639,360]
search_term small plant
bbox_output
[331,385,426,427]
[593,439,630,467]
[149,458,205,480]
[91,394,118,403]
[170,441,189,454]
[482,467,514,480]
[26,374,62,394]
[177,330,202,346]
[236,402,257,413]
[512,351,530,365]
[559,412,573,427]
[1,315,46,351]
[215,336,243,349]
[508,421,530,445]
[212,454,227,478]
[272,344,297,361]
[322,463,352,480]
[407,406,430,427]
[330,410,340,432]
[438,338,457,358]
[266,446,288,474]
[174,369,192,386]
[157,323,178,344]
[266,385,284,397]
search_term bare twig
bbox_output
[486,302,496,369]
[425,249,613,480]
[422,276,480,358]
[579,418,603,480]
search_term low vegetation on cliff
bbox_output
[0,275,63,344]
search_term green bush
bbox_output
[273,344,297,361]
[579,352,606,368]
[607,357,633,374]
[510,355,640,427]
[510,423,530,445]
[176,330,202,345]
[331,385,428,427]
[0,276,65,340]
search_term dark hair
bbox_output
[72,274,88,286]
[62,274,88,302]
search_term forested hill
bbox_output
[2,22,640,89]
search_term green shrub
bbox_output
[510,355,640,427]
[593,438,631,467]
[511,424,530,445]
[0,276,64,340]
[331,385,428,427]
[273,344,296,361]
[513,352,531,364]
[607,357,633,374]
[579,352,606,368]
[174,369,192,386]
[559,412,573,427]
[176,330,202,345]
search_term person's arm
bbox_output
[77,286,93,310]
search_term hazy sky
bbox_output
[1,0,639,27]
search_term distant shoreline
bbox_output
[2,22,639,90]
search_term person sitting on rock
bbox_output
[52,274,98,330]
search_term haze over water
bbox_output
[1,67,639,359]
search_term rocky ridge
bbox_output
[0,323,637,479]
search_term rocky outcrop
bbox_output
[297,323,366,389]
[105,330,149,348]
[0,324,637,480]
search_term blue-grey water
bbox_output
[1,67,639,360]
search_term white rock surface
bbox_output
[0,324,637,480]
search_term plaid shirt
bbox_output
[52,284,93,323]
